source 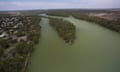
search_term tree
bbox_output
[0,46,4,56]
[16,42,28,55]
[0,39,9,49]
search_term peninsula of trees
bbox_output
[49,18,76,44]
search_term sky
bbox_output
[0,0,120,10]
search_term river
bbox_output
[28,16,120,72]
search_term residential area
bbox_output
[0,16,41,72]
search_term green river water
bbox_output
[28,16,120,72]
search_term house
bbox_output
[0,32,6,38]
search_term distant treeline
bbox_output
[49,18,76,44]
[46,10,120,33]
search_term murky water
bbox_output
[28,17,120,72]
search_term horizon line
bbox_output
[0,8,120,11]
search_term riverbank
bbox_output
[20,16,41,72]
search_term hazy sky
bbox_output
[0,0,120,10]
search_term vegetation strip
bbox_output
[49,18,76,44]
